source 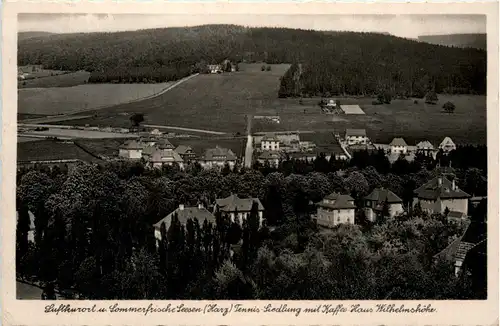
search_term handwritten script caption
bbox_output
[45,303,436,316]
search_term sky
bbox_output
[18,14,486,39]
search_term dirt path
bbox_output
[143,124,227,135]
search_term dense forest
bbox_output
[16,145,487,300]
[18,25,486,94]
[418,34,487,51]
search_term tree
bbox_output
[425,91,438,104]
[443,101,455,113]
[130,113,145,127]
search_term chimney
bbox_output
[179,204,185,211]
[438,177,442,187]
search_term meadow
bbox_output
[18,71,90,89]
[47,63,485,146]
[18,82,176,115]
[17,140,101,162]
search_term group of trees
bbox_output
[16,143,487,299]
[87,65,193,84]
[18,26,485,92]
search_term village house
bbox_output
[153,203,216,243]
[199,146,237,170]
[214,194,264,227]
[257,151,281,167]
[150,148,184,169]
[118,140,143,159]
[416,140,435,155]
[413,176,471,218]
[207,64,222,74]
[175,145,197,161]
[364,188,404,222]
[261,135,280,151]
[139,136,158,147]
[439,137,457,153]
[345,129,368,146]
[389,137,408,155]
[314,193,356,228]
[433,219,486,277]
[150,129,163,137]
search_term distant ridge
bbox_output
[18,31,55,41]
[418,34,486,50]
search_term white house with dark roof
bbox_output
[345,129,368,146]
[153,204,216,242]
[364,188,404,221]
[150,148,184,169]
[175,145,196,161]
[261,135,280,151]
[439,137,457,153]
[199,146,237,170]
[257,151,281,167]
[413,176,470,217]
[389,137,408,154]
[214,194,264,227]
[314,193,356,228]
[119,140,143,159]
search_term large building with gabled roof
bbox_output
[214,194,264,226]
[413,175,470,217]
[364,187,404,221]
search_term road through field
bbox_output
[143,124,226,135]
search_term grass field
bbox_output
[46,63,485,146]
[19,82,176,115]
[19,69,67,80]
[18,71,90,88]
[17,140,102,162]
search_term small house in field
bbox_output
[413,176,470,218]
[150,148,184,170]
[439,137,457,153]
[207,64,222,74]
[150,129,162,136]
[345,129,368,146]
[119,140,143,159]
[314,193,356,228]
[214,194,264,227]
[261,135,280,151]
[389,137,408,155]
[175,145,196,161]
[364,188,404,222]
[153,203,215,242]
[340,105,365,115]
[199,146,237,170]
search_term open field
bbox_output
[17,140,102,162]
[19,69,67,79]
[18,71,90,88]
[19,82,176,115]
[45,63,485,146]
[51,63,292,132]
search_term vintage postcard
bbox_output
[1,1,498,325]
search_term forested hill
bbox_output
[418,34,487,50]
[18,25,486,95]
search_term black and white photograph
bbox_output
[12,10,492,305]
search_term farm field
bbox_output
[46,63,485,146]
[18,71,90,88]
[19,82,176,115]
[51,63,292,132]
[17,140,102,162]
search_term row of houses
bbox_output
[313,175,473,228]
[119,138,238,170]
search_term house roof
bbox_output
[389,137,407,147]
[340,105,365,115]
[202,146,237,161]
[151,149,184,163]
[119,140,143,150]
[440,137,456,148]
[345,129,366,137]
[262,134,279,142]
[416,141,434,149]
[153,206,216,230]
[142,146,157,156]
[157,139,175,150]
[414,176,470,200]
[175,145,194,155]
[448,210,466,219]
[258,151,281,160]
[365,188,403,204]
[318,193,356,210]
[215,194,264,212]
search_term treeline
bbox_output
[16,144,487,299]
[88,65,193,84]
[19,25,485,92]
